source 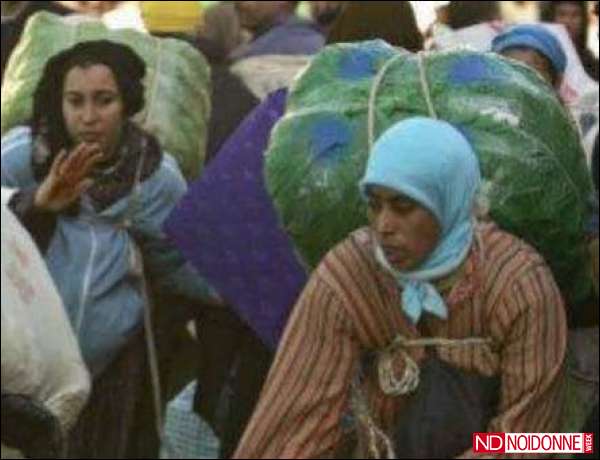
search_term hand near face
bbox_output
[34,143,104,213]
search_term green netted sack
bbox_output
[0,12,211,180]
[266,40,593,306]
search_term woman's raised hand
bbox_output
[34,143,105,213]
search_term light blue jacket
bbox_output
[1,127,212,376]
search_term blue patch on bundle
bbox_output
[310,118,351,165]
[339,48,379,81]
[450,55,505,85]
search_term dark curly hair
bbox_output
[32,40,146,156]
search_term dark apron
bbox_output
[392,355,500,459]
[347,348,499,459]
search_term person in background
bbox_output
[492,24,567,91]
[1,1,25,17]
[195,3,261,164]
[576,10,598,449]
[541,1,599,81]
[234,117,567,459]
[197,1,249,64]
[576,134,598,460]
[326,1,424,52]
[446,1,501,30]
[205,64,260,164]
[308,1,347,36]
[140,1,258,166]
[2,1,71,83]
[424,1,452,43]
[229,1,324,61]
[494,24,598,441]
[1,1,120,83]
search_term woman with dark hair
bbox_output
[1,40,218,458]
[492,24,568,90]
[446,1,501,30]
[326,1,423,52]
[541,1,599,81]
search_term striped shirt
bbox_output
[234,223,567,459]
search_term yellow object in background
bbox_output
[141,1,203,34]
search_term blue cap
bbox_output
[492,24,567,75]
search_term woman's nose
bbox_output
[375,206,395,235]
[81,104,99,124]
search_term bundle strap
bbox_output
[367,51,438,152]
[379,335,494,397]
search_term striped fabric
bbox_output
[234,223,568,459]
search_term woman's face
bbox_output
[501,48,558,89]
[554,3,585,44]
[367,185,441,272]
[62,64,124,160]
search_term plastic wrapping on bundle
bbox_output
[266,40,593,306]
[1,203,91,435]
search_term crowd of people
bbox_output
[1,1,599,459]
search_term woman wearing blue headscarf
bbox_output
[492,24,567,91]
[235,117,568,459]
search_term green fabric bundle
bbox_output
[266,40,593,305]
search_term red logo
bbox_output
[473,433,594,455]
[584,433,594,454]
[473,433,505,454]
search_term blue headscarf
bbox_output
[360,118,482,324]
[492,24,567,76]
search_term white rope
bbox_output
[417,52,438,120]
[379,349,420,397]
[365,417,396,460]
[378,335,493,397]
[139,262,179,459]
[127,147,176,458]
[393,335,493,349]
[368,52,439,152]
[352,381,396,459]
[367,54,404,151]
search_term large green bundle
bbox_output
[1,12,211,180]
[266,40,593,305]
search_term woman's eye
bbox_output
[66,97,83,107]
[368,200,382,212]
[98,96,115,106]
[393,201,415,213]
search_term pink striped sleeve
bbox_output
[234,275,359,459]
